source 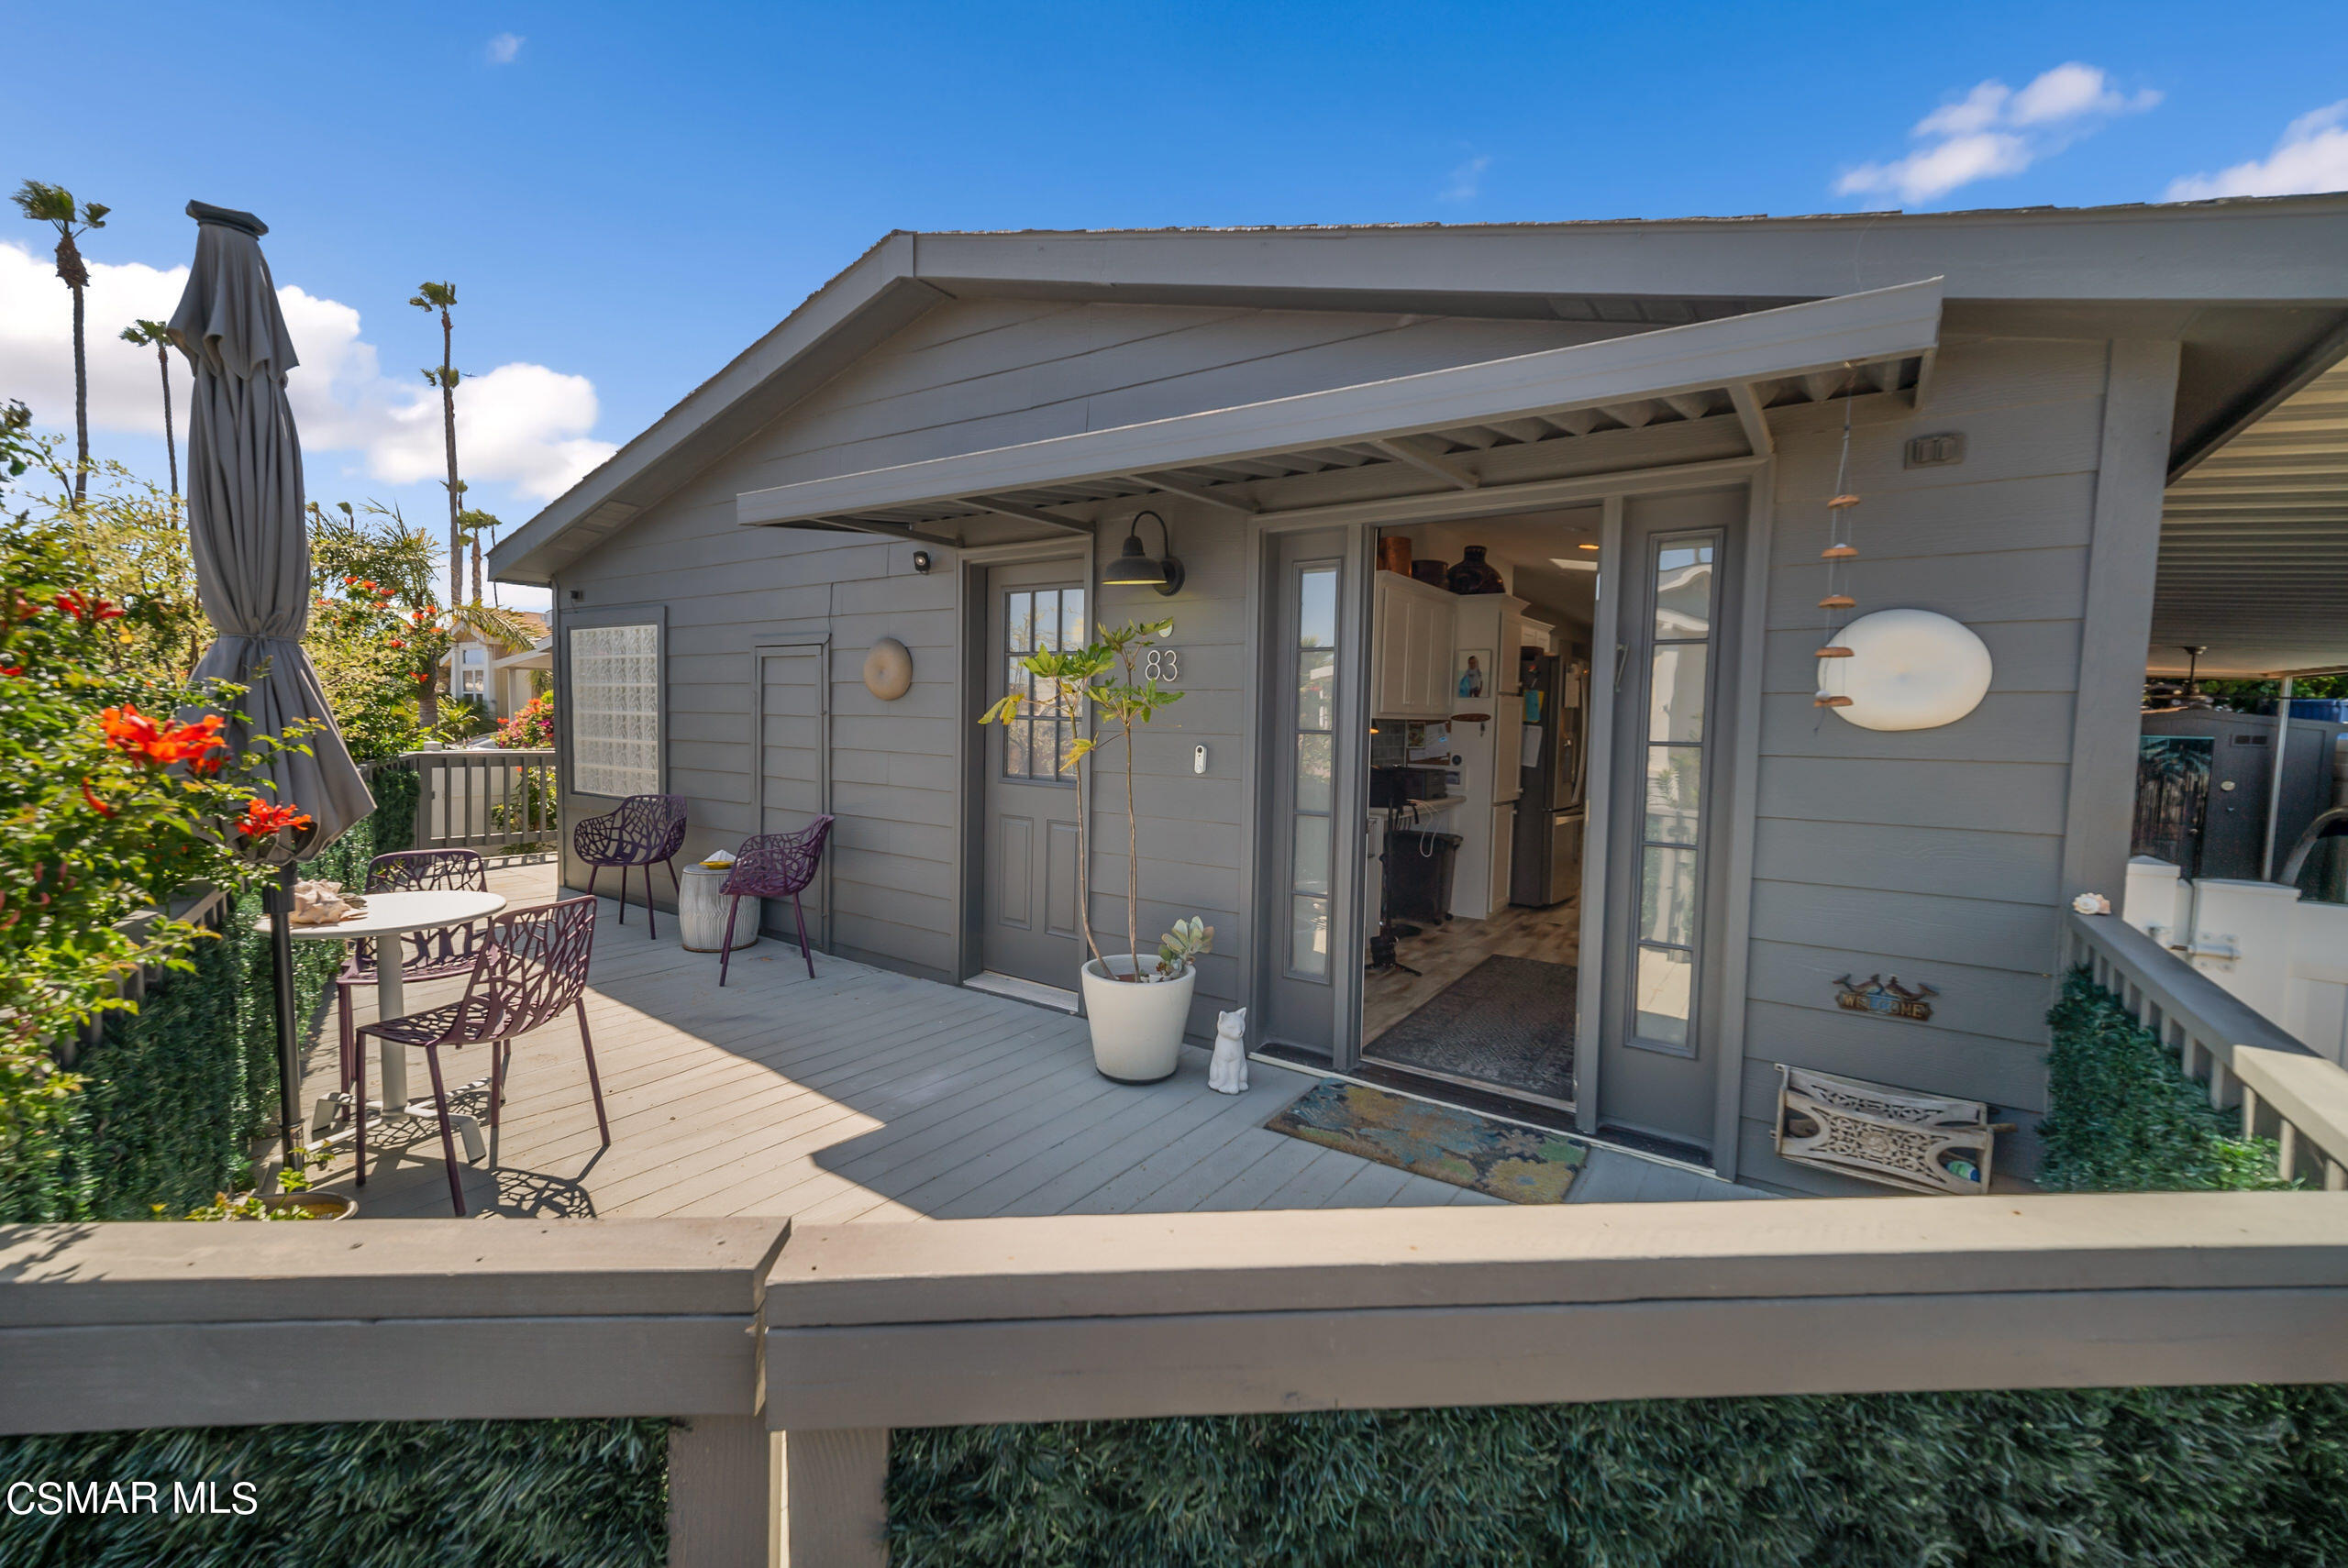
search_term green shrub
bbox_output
[2039,966,2287,1192]
[892,1387,2348,1568]
[0,1417,669,1568]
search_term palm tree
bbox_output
[119,319,177,502]
[12,182,110,503]
[409,281,462,606]
[458,505,500,604]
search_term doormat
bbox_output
[1267,1080,1589,1203]
[1365,955,1577,1102]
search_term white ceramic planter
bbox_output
[1080,955,1195,1083]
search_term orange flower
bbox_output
[54,590,122,623]
[101,705,227,770]
[82,781,116,818]
[235,799,313,840]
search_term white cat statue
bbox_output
[1208,1008,1249,1095]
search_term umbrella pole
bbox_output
[266,862,305,1189]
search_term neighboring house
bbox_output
[489,196,2348,1195]
[441,612,549,720]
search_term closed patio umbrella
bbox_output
[169,200,373,1177]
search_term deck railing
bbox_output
[2067,910,2348,1189]
[7,1194,2348,1566]
[402,746,558,852]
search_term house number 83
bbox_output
[1144,646,1181,683]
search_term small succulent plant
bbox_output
[1157,916,1213,977]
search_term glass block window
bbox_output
[570,623,659,798]
[1288,563,1339,979]
[1633,535,1718,1050]
[1002,587,1085,782]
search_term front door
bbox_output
[980,562,1088,988]
[1596,488,1744,1155]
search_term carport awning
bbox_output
[736,278,1944,545]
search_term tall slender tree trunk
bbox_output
[154,343,176,501]
[69,282,87,503]
[438,310,460,608]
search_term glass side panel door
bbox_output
[1596,488,1745,1158]
[1259,526,1362,1062]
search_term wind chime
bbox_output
[1815,374,1859,709]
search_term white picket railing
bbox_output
[2066,910,2348,1189]
[403,747,558,852]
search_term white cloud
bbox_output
[0,240,615,504]
[1439,154,1491,204]
[2166,102,2348,200]
[487,32,524,64]
[1838,62,2160,204]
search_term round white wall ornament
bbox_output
[1823,609,1991,732]
[862,637,913,701]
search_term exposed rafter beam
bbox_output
[959,497,1095,536]
[1369,435,1479,491]
[1131,472,1259,514]
[1661,392,1713,423]
[1727,382,1773,458]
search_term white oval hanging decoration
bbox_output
[1822,609,1991,731]
[862,637,913,701]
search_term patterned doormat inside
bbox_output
[1267,1079,1589,1203]
[1365,955,1577,1102]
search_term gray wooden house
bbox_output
[491,195,2348,1194]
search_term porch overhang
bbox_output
[2153,358,2348,678]
[735,278,1944,546]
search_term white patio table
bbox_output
[260,888,506,1160]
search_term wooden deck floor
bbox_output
[305,861,1760,1220]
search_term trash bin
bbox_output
[1386,830,1461,925]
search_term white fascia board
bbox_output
[737,278,1941,528]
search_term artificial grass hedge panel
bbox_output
[0,1416,669,1568]
[891,1387,2348,1568]
[39,768,416,1222]
[2039,966,2287,1192]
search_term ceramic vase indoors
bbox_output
[1446,545,1505,594]
[1080,955,1196,1083]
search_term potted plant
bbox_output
[981,618,1213,1083]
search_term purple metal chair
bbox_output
[718,815,835,986]
[332,849,491,1111]
[573,793,687,938]
[356,895,605,1217]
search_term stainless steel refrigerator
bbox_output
[1510,652,1588,907]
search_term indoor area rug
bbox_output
[1267,1080,1589,1203]
[1365,954,1578,1101]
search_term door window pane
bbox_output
[1292,829,1332,897]
[1647,645,1707,744]
[1629,529,1720,1055]
[1003,585,1086,781]
[1653,543,1714,638]
[1300,568,1337,649]
[1298,649,1336,731]
[1634,945,1693,1045]
[1295,734,1333,814]
[1290,894,1331,977]
[1639,845,1698,945]
[1287,563,1340,981]
[1644,746,1702,845]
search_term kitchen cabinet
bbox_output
[1371,571,1457,720]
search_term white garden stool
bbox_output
[677,863,759,953]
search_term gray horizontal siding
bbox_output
[1739,334,2115,1191]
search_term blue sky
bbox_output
[6,2,2345,608]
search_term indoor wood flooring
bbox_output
[1363,894,1581,1046]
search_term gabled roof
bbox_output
[492,195,2348,585]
